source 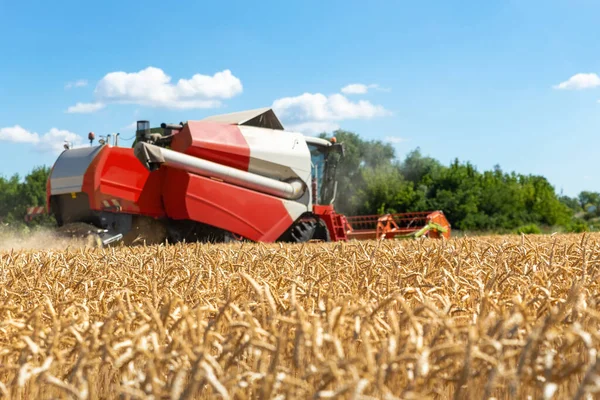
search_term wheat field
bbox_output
[0,233,600,399]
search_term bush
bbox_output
[514,224,542,235]
[565,219,590,233]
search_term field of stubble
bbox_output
[0,233,600,399]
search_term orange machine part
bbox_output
[425,210,452,239]
[345,211,451,240]
[313,204,348,241]
[375,215,401,239]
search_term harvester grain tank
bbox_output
[28,107,451,246]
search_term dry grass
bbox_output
[1,233,600,399]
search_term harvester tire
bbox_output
[286,219,317,243]
[165,220,246,244]
[312,218,331,242]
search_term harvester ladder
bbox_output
[331,214,348,241]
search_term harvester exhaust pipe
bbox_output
[160,123,184,130]
[134,142,305,200]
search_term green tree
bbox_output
[578,191,600,210]
[319,130,396,215]
[423,159,481,230]
[19,166,55,227]
[398,147,442,185]
[521,175,571,227]
[559,194,582,214]
[0,166,54,228]
[477,168,529,230]
[355,165,419,215]
[0,174,21,224]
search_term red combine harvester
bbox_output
[26,108,450,246]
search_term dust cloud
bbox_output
[0,228,87,251]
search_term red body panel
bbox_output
[82,146,165,217]
[313,204,348,241]
[170,121,251,171]
[163,169,294,241]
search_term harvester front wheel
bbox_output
[278,217,321,243]
[312,218,331,242]
[290,220,317,243]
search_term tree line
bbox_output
[320,130,595,234]
[0,129,597,234]
[0,166,55,231]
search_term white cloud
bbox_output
[554,73,600,90]
[286,121,341,135]
[384,136,407,144]
[341,84,371,94]
[272,91,391,135]
[66,102,105,113]
[341,83,390,94]
[0,125,83,153]
[65,79,88,89]
[40,128,84,152]
[273,93,390,122]
[0,125,39,144]
[66,66,243,112]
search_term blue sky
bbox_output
[0,0,599,197]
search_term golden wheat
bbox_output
[0,233,599,399]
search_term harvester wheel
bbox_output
[282,218,317,243]
[312,218,331,242]
[165,220,246,244]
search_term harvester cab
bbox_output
[308,137,344,206]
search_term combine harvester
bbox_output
[25,108,451,246]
